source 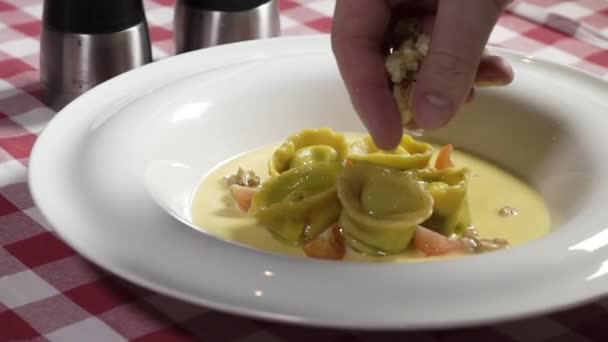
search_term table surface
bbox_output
[1,0,608,341]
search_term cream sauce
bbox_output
[192,134,551,263]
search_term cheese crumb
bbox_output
[384,19,430,126]
[224,167,260,187]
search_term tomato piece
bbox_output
[303,224,346,260]
[414,226,462,256]
[435,144,454,170]
[230,185,259,212]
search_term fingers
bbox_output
[417,17,514,88]
[411,0,512,129]
[332,0,514,144]
[332,0,402,150]
[412,54,512,120]
[475,54,514,87]
[464,55,514,104]
[414,16,513,88]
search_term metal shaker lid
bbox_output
[182,0,272,12]
[43,0,146,34]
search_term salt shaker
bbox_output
[40,0,152,111]
[174,0,280,53]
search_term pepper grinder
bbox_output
[174,0,280,53]
[40,0,152,111]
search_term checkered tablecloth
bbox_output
[1,0,608,341]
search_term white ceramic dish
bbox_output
[30,35,608,330]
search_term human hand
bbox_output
[332,0,514,149]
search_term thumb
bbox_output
[412,0,512,129]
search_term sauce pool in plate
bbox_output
[192,133,551,262]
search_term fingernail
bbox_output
[415,94,453,129]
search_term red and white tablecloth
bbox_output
[1,0,608,341]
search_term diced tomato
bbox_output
[414,226,462,256]
[303,224,346,260]
[435,144,454,170]
[230,185,259,212]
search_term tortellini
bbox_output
[337,162,434,255]
[415,168,472,236]
[246,128,474,257]
[348,134,433,170]
[249,162,342,245]
[269,128,349,176]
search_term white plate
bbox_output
[30,35,608,330]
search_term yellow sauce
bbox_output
[192,133,551,263]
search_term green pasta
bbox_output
[337,161,434,255]
[250,162,342,245]
[248,129,474,256]
[415,167,472,236]
[348,134,433,170]
[269,128,349,176]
